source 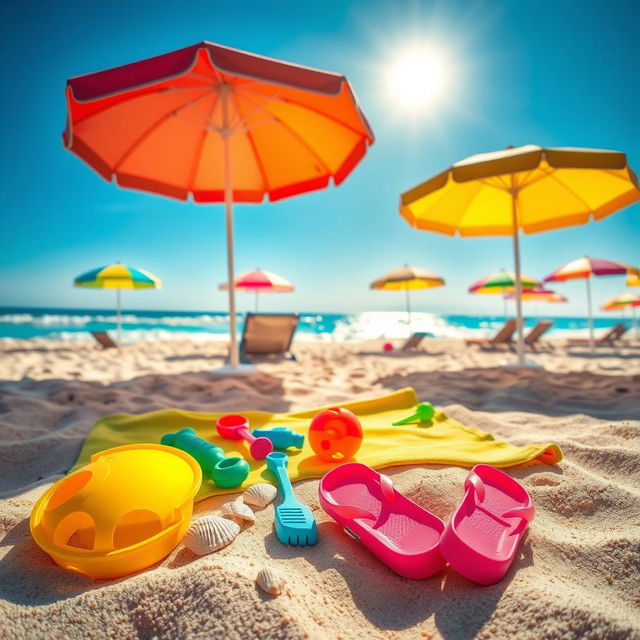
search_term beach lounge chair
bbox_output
[524,320,553,350]
[239,312,299,363]
[400,332,429,351]
[567,323,628,347]
[90,331,118,349]
[465,319,517,349]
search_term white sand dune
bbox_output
[1,338,639,639]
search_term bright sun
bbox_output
[386,46,450,112]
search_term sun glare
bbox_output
[386,46,450,112]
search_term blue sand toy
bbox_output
[252,427,304,450]
[161,428,250,488]
[266,452,318,546]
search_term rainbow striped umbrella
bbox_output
[601,292,640,339]
[544,256,639,351]
[219,269,294,311]
[370,265,445,328]
[468,269,538,319]
[74,263,162,342]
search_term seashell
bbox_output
[256,566,286,596]
[182,515,240,556]
[243,483,277,509]
[220,501,256,525]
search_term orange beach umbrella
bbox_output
[64,42,374,370]
[601,292,640,339]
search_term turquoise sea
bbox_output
[0,307,628,342]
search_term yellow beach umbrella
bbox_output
[628,273,640,287]
[601,292,640,339]
[74,263,162,342]
[370,265,444,328]
[400,145,640,365]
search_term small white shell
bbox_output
[182,515,240,556]
[243,483,277,509]
[256,567,286,596]
[220,501,256,525]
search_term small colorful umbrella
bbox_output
[468,269,538,319]
[64,41,373,371]
[544,256,640,351]
[370,265,445,328]
[400,145,640,365]
[219,268,294,311]
[74,263,162,342]
[628,273,640,287]
[504,288,567,303]
[601,292,640,339]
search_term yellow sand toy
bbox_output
[30,444,201,579]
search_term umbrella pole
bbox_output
[255,291,259,313]
[585,276,594,353]
[405,284,412,331]
[222,87,239,369]
[511,193,525,365]
[633,305,638,340]
[116,288,122,344]
[503,289,507,320]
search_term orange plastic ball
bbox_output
[309,407,363,462]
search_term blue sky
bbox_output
[1,0,638,316]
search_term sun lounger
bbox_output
[90,331,118,349]
[239,312,299,363]
[465,319,517,349]
[567,323,628,347]
[400,332,429,351]
[524,320,553,350]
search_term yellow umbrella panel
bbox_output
[400,145,640,365]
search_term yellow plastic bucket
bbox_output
[30,444,202,579]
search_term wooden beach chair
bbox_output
[90,331,118,349]
[465,319,517,349]
[524,320,553,351]
[400,332,429,351]
[238,312,299,363]
[567,323,628,347]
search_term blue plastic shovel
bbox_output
[266,452,318,546]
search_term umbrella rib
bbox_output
[239,93,332,176]
[187,91,221,194]
[229,92,270,194]
[111,89,214,173]
[240,86,368,139]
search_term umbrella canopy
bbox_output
[469,269,539,320]
[626,273,640,287]
[370,265,445,327]
[504,289,567,303]
[400,145,640,365]
[64,41,374,370]
[544,256,639,350]
[74,263,161,342]
[601,292,640,339]
[218,268,294,311]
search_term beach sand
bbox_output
[1,337,639,640]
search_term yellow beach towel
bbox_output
[72,387,562,502]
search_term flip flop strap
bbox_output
[502,504,535,523]
[464,469,486,502]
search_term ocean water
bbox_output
[0,307,627,342]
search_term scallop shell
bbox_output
[220,501,256,525]
[182,515,240,556]
[243,483,277,509]
[256,566,286,596]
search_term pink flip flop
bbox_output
[318,463,446,579]
[439,464,534,585]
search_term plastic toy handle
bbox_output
[266,452,294,501]
[216,415,273,460]
[392,402,435,426]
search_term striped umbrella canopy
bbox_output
[504,288,567,303]
[399,145,640,366]
[370,265,445,328]
[544,256,639,351]
[63,41,373,372]
[219,268,294,311]
[601,292,640,339]
[74,263,162,342]
[468,269,538,320]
